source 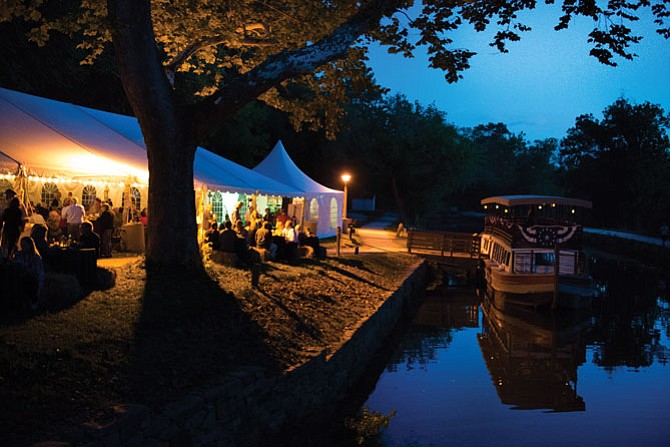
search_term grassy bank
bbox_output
[0,252,419,446]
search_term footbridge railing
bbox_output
[406,229,480,258]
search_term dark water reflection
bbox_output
[357,260,670,447]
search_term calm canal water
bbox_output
[358,260,670,447]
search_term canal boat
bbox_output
[479,195,593,309]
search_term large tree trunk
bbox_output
[108,0,201,270]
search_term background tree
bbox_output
[557,98,670,231]
[3,0,668,269]
[513,138,560,195]
[334,94,475,225]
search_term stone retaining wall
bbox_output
[61,259,428,447]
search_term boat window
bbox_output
[535,252,555,266]
[514,253,532,273]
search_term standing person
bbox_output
[61,197,85,240]
[13,236,45,310]
[1,197,24,260]
[2,189,28,226]
[98,204,115,258]
[231,201,243,228]
[50,191,62,210]
[262,207,274,224]
[661,222,669,247]
[88,197,103,216]
[245,205,260,227]
[276,208,289,227]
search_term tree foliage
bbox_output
[333,94,476,225]
[557,98,670,231]
[453,123,560,208]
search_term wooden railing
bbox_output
[407,229,480,258]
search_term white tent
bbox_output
[253,140,343,238]
[0,88,341,237]
[0,88,295,211]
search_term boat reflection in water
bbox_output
[478,289,589,412]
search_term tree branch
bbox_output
[164,26,275,85]
[190,0,399,141]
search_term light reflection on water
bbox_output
[363,264,670,447]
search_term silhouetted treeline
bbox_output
[214,95,668,234]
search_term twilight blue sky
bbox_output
[366,4,670,141]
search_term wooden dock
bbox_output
[406,229,481,287]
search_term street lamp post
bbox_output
[341,173,351,225]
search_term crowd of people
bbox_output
[0,188,130,311]
[203,202,320,263]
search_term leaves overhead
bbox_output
[5,0,668,95]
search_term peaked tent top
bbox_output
[253,140,341,195]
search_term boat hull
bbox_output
[483,260,593,310]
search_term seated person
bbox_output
[29,223,52,268]
[13,236,45,310]
[79,221,101,258]
[204,222,220,250]
[255,221,277,259]
[273,220,284,237]
[304,227,320,251]
[29,223,49,255]
[35,202,50,221]
[296,224,308,246]
[283,221,299,258]
[234,220,248,240]
[247,219,262,247]
[218,221,237,253]
[283,221,298,244]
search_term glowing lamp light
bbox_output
[341,173,351,221]
[551,203,556,208]
[538,205,543,210]
[504,208,509,213]
[571,209,576,214]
